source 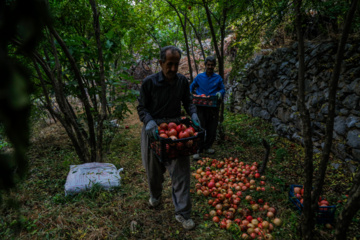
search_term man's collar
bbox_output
[206,72,214,77]
[159,71,165,82]
[159,71,178,82]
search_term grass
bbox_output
[1,102,359,239]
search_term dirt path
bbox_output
[123,103,142,127]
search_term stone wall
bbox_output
[227,41,360,163]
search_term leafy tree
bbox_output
[11,0,138,163]
[294,0,359,239]
[294,1,315,238]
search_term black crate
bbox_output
[288,184,336,224]
[316,205,336,224]
[149,118,205,162]
[192,95,218,107]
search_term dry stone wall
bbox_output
[227,41,360,164]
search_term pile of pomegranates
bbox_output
[192,157,282,239]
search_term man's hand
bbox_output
[191,113,201,127]
[145,120,158,139]
[216,92,222,100]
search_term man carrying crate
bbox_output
[137,46,200,230]
[190,56,225,160]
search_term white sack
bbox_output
[64,162,123,196]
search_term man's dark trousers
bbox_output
[197,106,219,151]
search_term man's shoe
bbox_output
[175,214,195,230]
[193,153,200,160]
[149,197,161,207]
[205,148,215,154]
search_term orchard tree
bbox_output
[12,0,138,163]
[294,0,359,239]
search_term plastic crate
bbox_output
[316,205,336,224]
[288,184,336,224]
[289,184,305,213]
[192,95,218,107]
[149,118,205,162]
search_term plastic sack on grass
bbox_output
[64,162,123,196]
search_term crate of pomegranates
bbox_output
[288,184,336,224]
[192,94,218,107]
[149,118,204,162]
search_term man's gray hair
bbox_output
[160,46,182,62]
[205,56,216,65]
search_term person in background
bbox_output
[190,56,225,160]
[137,45,200,230]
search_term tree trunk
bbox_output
[89,0,108,162]
[48,26,97,162]
[219,7,226,81]
[218,7,228,142]
[182,12,194,81]
[50,33,92,162]
[166,1,193,82]
[23,28,96,163]
[314,0,358,204]
[295,1,316,239]
[203,1,227,141]
[203,2,222,76]
[189,27,199,75]
[182,12,206,63]
[31,55,90,163]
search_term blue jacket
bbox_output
[190,72,225,98]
